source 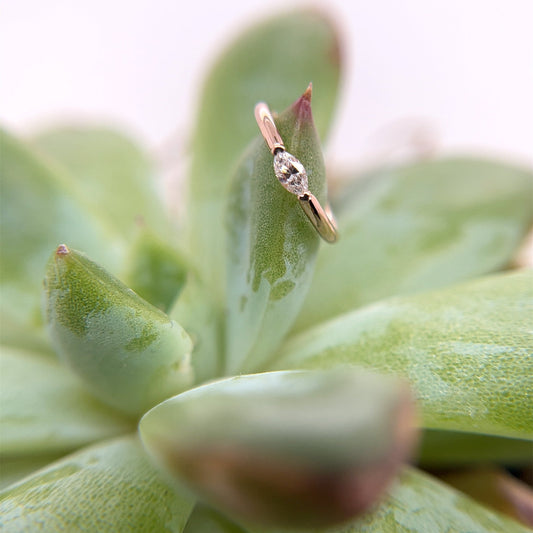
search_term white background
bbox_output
[2,0,532,170]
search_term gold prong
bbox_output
[298,193,338,243]
[254,102,285,154]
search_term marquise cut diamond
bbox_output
[273,150,309,195]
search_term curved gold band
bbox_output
[254,102,338,244]
[298,193,338,244]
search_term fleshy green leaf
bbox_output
[0,312,53,356]
[225,90,326,374]
[140,369,416,530]
[0,436,194,532]
[184,505,247,533]
[0,454,64,490]
[187,9,341,295]
[32,126,169,239]
[170,273,224,384]
[277,271,533,439]
[348,468,530,533]
[44,246,193,415]
[125,230,189,312]
[0,346,132,457]
[294,158,533,331]
[0,128,122,343]
[247,467,530,533]
[418,430,533,467]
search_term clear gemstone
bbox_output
[273,151,309,195]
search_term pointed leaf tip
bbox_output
[55,244,70,256]
[224,91,326,374]
[291,84,314,124]
[44,247,194,415]
[187,10,341,293]
[304,82,313,101]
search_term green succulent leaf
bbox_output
[0,312,53,356]
[0,436,194,532]
[247,467,530,533]
[187,9,341,295]
[347,467,530,533]
[184,505,247,533]
[0,128,122,344]
[294,158,533,331]
[0,454,64,490]
[278,270,533,439]
[125,230,189,312]
[0,346,132,457]
[418,430,533,467]
[225,90,327,374]
[140,369,416,530]
[44,246,193,415]
[32,126,169,239]
[170,273,224,384]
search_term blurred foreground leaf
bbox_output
[140,369,415,529]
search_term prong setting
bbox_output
[254,101,338,243]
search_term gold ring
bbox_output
[254,102,338,243]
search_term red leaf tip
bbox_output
[291,83,314,123]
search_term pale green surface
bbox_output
[33,126,169,239]
[248,467,529,532]
[187,10,340,296]
[0,347,131,457]
[344,467,529,533]
[0,454,64,490]
[0,5,529,530]
[294,158,533,331]
[278,271,533,439]
[0,436,194,532]
[0,312,53,356]
[184,505,247,533]
[418,430,533,467]
[125,230,189,313]
[44,247,193,415]
[140,369,410,529]
[0,128,122,341]
[225,95,325,374]
[170,273,224,383]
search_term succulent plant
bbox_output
[1,9,532,533]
